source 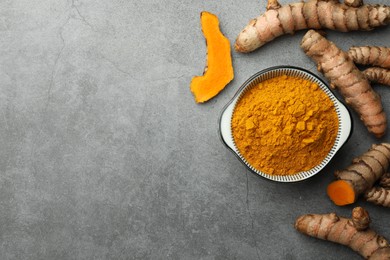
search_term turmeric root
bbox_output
[327,143,390,206]
[365,187,390,207]
[364,173,390,207]
[295,207,390,259]
[301,30,387,137]
[190,12,234,103]
[364,67,390,87]
[235,0,390,53]
[344,0,363,7]
[349,46,390,69]
[379,172,390,188]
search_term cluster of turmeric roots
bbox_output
[233,0,390,258]
[309,143,390,259]
[350,46,390,89]
[327,143,390,207]
[302,31,389,138]
[236,0,390,138]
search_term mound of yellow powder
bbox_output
[232,74,339,175]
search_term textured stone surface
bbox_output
[1,0,390,259]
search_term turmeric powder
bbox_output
[232,75,339,175]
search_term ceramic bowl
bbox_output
[219,66,352,182]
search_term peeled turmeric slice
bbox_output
[190,12,234,103]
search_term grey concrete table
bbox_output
[1,0,390,259]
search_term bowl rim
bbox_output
[218,65,353,182]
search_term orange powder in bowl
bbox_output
[231,75,339,175]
